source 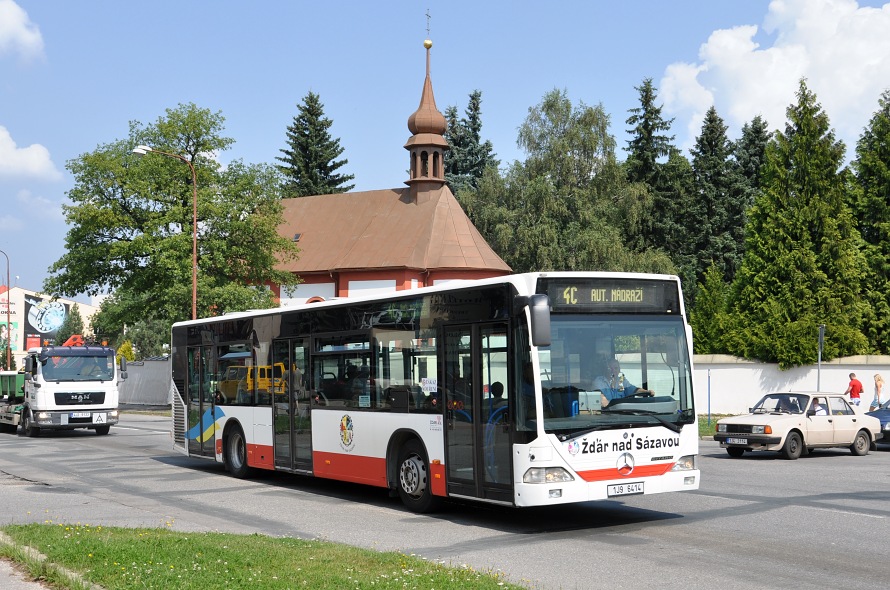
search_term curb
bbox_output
[0,531,104,590]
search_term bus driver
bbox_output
[593,357,653,407]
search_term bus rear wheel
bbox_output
[226,425,253,479]
[396,439,441,513]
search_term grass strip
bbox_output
[1,524,520,589]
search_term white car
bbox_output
[713,392,882,459]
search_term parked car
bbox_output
[866,398,890,444]
[713,392,882,459]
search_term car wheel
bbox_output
[781,431,802,460]
[226,425,253,478]
[850,430,870,456]
[726,447,745,458]
[396,439,442,513]
[95,425,111,435]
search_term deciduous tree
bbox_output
[45,103,300,341]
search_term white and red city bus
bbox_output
[171,272,699,512]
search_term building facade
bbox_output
[0,286,100,369]
[274,39,511,306]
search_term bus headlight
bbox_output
[670,455,696,471]
[523,467,574,484]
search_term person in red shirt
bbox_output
[844,373,863,406]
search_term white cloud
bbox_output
[15,188,65,222]
[0,126,62,181]
[661,0,890,155]
[0,0,45,63]
[0,212,24,231]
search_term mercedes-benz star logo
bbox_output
[616,452,635,476]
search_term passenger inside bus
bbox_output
[490,381,506,407]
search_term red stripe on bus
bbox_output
[313,451,388,487]
[576,462,675,482]
[247,444,275,470]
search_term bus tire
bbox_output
[225,425,253,479]
[95,425,111,435]
[21,411,40,438]
[396,439,441,513]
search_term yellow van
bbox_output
[218,363,286,402]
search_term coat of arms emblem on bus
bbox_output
[339,414,355,451]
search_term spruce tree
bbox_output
[688,106,735,288]
[624,78,683,254]
[444,90,498,194]
[728,80,868,368]
[54,303,85,345]
[277,91,355,197]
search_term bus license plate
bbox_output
[70,412,91,418]
[607,482,643,497]
[726,437,748,444]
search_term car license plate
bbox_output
[70,412,91,418]
[726,437,748,444]
[607,482,643,497]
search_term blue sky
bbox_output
[2,0,890,304]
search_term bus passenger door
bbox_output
[187,346,216,458]
[444,323,511,502]
[272,339,312,471]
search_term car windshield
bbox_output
[752,393,809,414]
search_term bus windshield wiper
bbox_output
[605,409,683,433]
[557,424,622,441]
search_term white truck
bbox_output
[0,335,128,436]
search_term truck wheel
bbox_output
[396,439,442,513]
[225,425,253,479]
[21,411,40,438]
[95,425,111,436]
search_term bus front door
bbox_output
[187,346,216,458]
[444,323,512,503]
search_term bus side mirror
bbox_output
[119,357,128,380]
[515,294,551,347]
[24,357,33,374]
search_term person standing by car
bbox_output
[844,373,863,406]
[869,373,884,411]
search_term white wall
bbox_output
[694,354,889,415]
[280,282,336,306]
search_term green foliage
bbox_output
[127,317,171,359]
[117,340,135,362]
[458,89,674,275]
[728,80,869,368]
[277,91,355,197]
[689,264,732,354]
[687,107,737,293]
[624,78,683,254]
[852,89,890,353]
[54,302,85,345]
[44,103,300,339]
[444,90,499,194]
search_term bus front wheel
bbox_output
[396,439,441,513]
[225,425,253,479]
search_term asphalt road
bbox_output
[1,414,888,590]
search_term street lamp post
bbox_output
[132,145,198,320]
[0,249,10,369]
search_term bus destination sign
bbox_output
[538,278,680,314]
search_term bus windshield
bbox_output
[523,315,693,435]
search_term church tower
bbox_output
[404,38,449,201]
